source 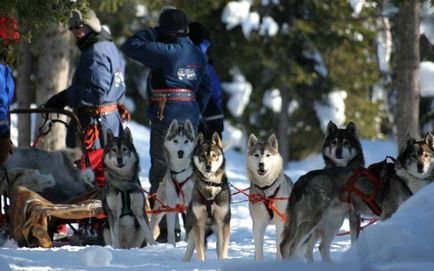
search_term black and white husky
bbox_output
[102,127,154,248]
[246,133,293,261]
[150,119,196,246]
[183,132,231,262]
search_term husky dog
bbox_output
[183,132,231,262]
[302,121,365,261]
[246,134,293,261]
[102,127,154,248]
[150,119,195,246]
[322,121,364,168]
[280,133,434,262]
[2,147,95,203]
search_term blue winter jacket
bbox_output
[0,63,14,138]
[64,32,126,149]
[121,27,212,127]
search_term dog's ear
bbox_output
[212,132,223,149]
[124,127,133,143]
[425,133,434,150]
[326,121,337,136]
[248,134,258,149]
[184,119,194,139]
[106,129,114,143]
[196,132,204,146]
[167,119,179,136]
[406,133,416,147]
[267,134,278,150]
[346,122,357,135]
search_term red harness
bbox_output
[171,174,192,204]
[339,157,395,216]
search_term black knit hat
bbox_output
[188,22,210,46]
[158,8,189,36]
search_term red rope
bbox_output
[336,218,378,236]
[141,188,187,214]
[83,124,99,150]
[230,183,288,222]
[31,131,44,148]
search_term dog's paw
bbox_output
[81,168,95,187]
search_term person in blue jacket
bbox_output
[121,7,212,242]
[0,47,15,164]
[188,22,224,140]
[45,8,126,152]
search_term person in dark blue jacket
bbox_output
[45,8,126,150]
[188,22,224,140]
[0,48,15,164]
[121,7,212,242]
[44,9,126,187]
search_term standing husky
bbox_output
[303,121,365,261]
[183,132,231,262]
[247,134,293,261]
[150,119,195,246]
[280,133,434,262]
[102,127,154,248]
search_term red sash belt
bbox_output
[150,88,195,121]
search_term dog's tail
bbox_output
[279,178,303,259]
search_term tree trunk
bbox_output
[394,0,420,152]
[35,23,72,150]
[16,26,32,147]
[278,88,289,165]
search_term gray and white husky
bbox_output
[302,120,365,262]
[246,133,293,261]
[150,119,195,246]
[280,133,434,262]
[102,127,154,248]
[183,132,231,262]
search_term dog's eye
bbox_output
[343,139,349,145]
[254,154,260,157]
[174,140,178,144]
[184,140,189,144]
[111,148,117,153]
[331,139,338,145]
[424,153,431,158]
[122,146,128,153]
[266,154,270,157]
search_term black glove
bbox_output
[44,91,68,109]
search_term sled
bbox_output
[1,108,104,247]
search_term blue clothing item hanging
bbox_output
[0,63,15,137]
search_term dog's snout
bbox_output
[335,147,342,158]
[205,164,212,171]
[117,156,123,165]
[259,162,265,169]
[178,150,184,159]
[417,162,424,172]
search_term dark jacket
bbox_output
[203,63,223,122]
[64,30,126,149]
[121,27,212,127]
[0,63,14,138]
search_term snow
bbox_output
[258,16,279,37]
[221,68,252,117]
[314,90,348,132]
[420,61,434,97]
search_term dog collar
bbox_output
[200,178,223,187]
[254,177,279,192]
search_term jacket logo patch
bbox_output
[177,68,198,80]
[114,72,125,88]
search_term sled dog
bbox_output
[322,120,365,169]
[246,133,293,261]
[150,119,195,246]
[2,147,94,203]
[102,128,154,248]
[303,120,365,261]
[280,133,434,262]
[183,132,231,262]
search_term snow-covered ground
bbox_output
[2,121,434,271]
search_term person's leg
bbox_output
[203,118,224,140]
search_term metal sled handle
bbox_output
[10,108,91,168]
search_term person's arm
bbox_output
[196,66,213,113]
[64,50,113,107]
[121,27,172,69]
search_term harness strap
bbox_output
[171,174,192,204]
[120,190,133,218]
[198,190,215,219]
[340,163,387,217]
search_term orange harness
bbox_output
[230,183,287,222]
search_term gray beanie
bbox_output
[69,9,101,33]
